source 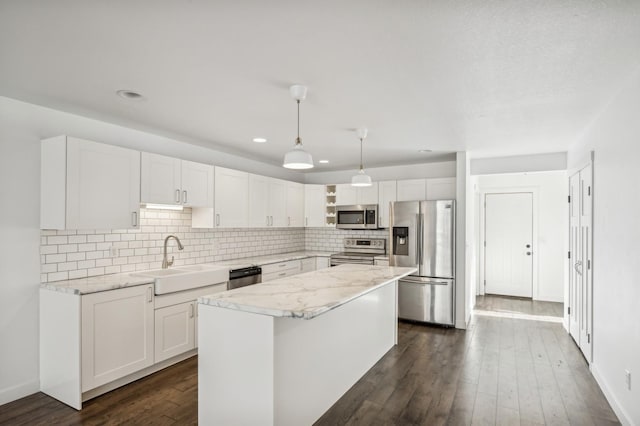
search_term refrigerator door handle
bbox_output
[416,214,421,267]
[400,276,451,285]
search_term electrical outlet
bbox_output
[625,370,631,390]
[109,245,119,257]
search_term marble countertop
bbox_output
[213,251,334,269]
[199,264,417,319]
[40,273,155,295]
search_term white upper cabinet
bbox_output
[357,182,379,205]
[396,178,427,201]
[181,160,214,207]
[336,182,379,205]
[214,167,249,228]
[41,136,141,230]
[286,181,305,227]
[304,185,326,227]
[141,153,213,208]
[377,181,397,228]
[426,177,456,200]
[335,184,358,205]
[248,175,287,227]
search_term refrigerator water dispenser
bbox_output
[392,227,409,256]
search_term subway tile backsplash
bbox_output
[40,208,305,283]
[304,228,389,253]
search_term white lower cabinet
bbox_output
[316,257,330,270]
[374,259,390,266]
[154,301,196,363]
[81,284,154,392]
[300,257,316,273]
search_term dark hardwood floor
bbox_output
[1,314,618,425]
[475,294,564,318]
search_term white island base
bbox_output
[198,276,399,426]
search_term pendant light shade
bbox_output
[351,127,372,187]
[283,85,314,169]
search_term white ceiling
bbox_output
[1,1,639,172]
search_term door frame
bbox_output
[479,186,539,299]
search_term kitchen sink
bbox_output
[132,264,230,295]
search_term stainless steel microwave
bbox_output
[336,204,378,229]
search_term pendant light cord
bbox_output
[296,100,301,146]
[359,138,364,171]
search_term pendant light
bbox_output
[351,127,372,187]
[283,85,314,169]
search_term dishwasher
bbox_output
[228,266,262,290]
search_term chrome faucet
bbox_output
[162,235,184,269]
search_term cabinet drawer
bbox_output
[261,260,301,275]
[262,269,298,283]
[374,259,389,266]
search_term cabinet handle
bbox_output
[278,272,286,277]
[216,214,220,226]
[270,216,273,226]
[132,211,138,227]
[288,217,291,226]
[147,286,153,303]
[189,303,194,318]
[176,189,181,203]
[305,217,308,227]
[279,264,287,268]
[183,190,187,204]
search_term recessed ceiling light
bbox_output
[116,90,144,100]
[252,137,267,143]
[419,149,433,153]
[319,160,330,164]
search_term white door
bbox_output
[140,152,182,205]
[568,172,581,341]
[396,179,426,201]
[181,160,214,208]
[214,167,249,228]
[484,193,533,297]
[304,185,326,227]
[377,180,397,228]
[81,284,154,391]
[154,302,195,363]
[569,166,593,362]
[66,138,140,230]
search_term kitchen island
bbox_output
[197,264,417,426]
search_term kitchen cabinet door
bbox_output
[316,257,330,270]
[304,185,325,227]
[81,284,154,391]
[154,301,196,363]
[377,180,397,228]
[286,181,305,227]
[300,258,316,273]
[336,184,357,205]
[396,179,426,202]
[214,167,249,228]
[140,152,182,205]
[270,178,288,227]
[426,177,456,200]
[181,160,214,207]
[65,137,141,230]
[357,182,379,205]
[248,174,270,227]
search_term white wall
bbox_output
[567,68,640,426]
[471,152,567,175]
[455,152,471,329]
[476,171,567,302]
[304,160,456,184]
[0,96,305,405]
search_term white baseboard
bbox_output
[591,363,634,426]
[0,379,39,406]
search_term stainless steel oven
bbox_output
[330,238,386,266]
[336,204,378,229]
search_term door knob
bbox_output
[526,244,531,248]
[526,251,532,256]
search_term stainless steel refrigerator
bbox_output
[389,200,455,326]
